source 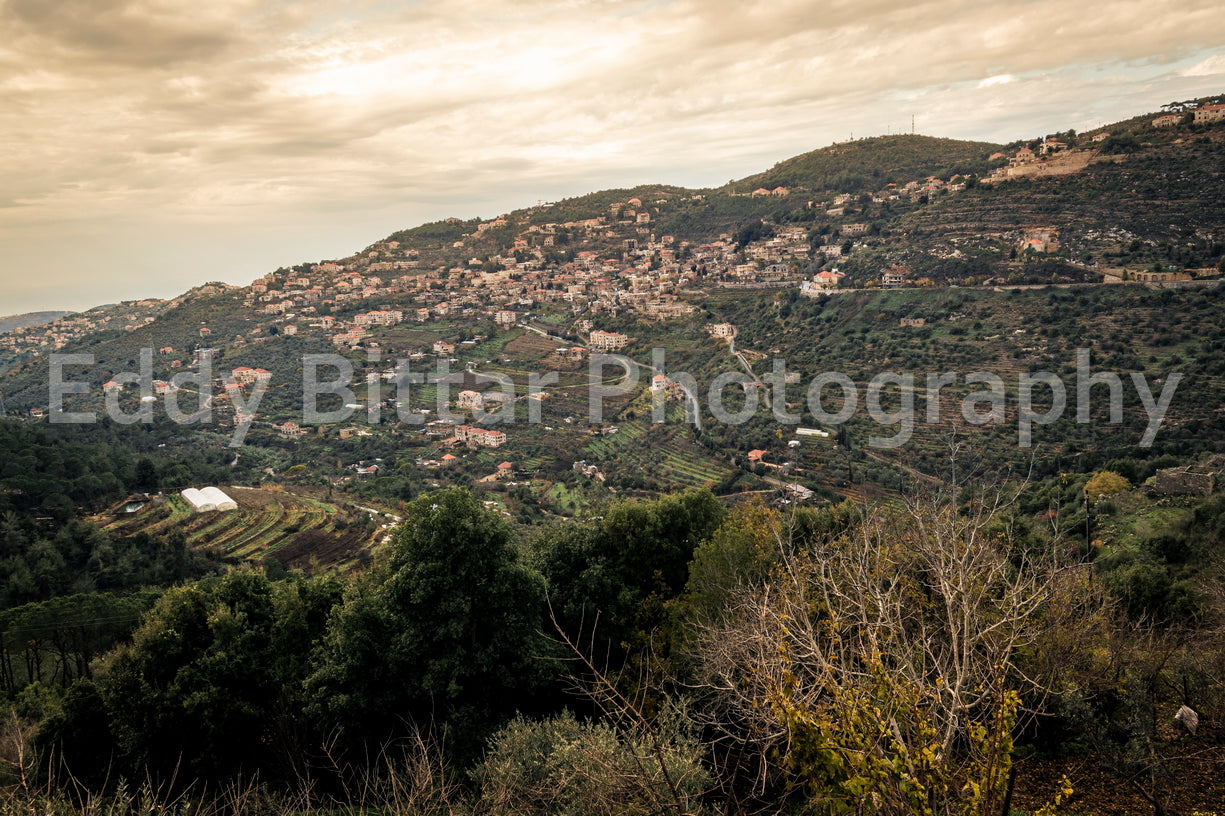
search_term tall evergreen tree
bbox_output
[307,488,552,762]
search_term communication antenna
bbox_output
[911,114,915,134]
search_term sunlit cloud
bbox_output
[978,74,1014,88]
[1182,52,1225,77]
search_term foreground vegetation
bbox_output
[2,472,1224,815]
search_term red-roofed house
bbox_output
[1194,104,1225,125]
[279,421,306,439]
[456,425,507,448]
[813,270,845,289]
[589,330,629,350]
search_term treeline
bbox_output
[0,517,220,614]
[0,591,161,689]
[3,480,1224,814]
[0,421,229,614]
[0,422,237,521]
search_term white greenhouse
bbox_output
[181,486,238,513]
[181,487,216,513]
[200,486,238,512]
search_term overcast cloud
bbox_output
[1,0,1224,313]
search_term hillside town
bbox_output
[0,299,173,359]
[5,100,1225,376]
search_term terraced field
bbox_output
[98,486,387,571]
[502,332,564,361]
[656,438,731,488]
[583,420,734,489]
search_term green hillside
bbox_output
[733,133,1005,193]
[8,94,1225,816]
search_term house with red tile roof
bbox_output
[1194,104,1225,124]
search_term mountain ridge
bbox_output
[0,311,75,334]
[2,92,1223,413]
[13,94,1224,319]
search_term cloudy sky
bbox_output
[2,0,1224,314]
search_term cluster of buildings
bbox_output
[249,268,405,316]
[227,189,853,344]
[6,169,989,371]
[1153,103,1225,128]
[0,300,172,359]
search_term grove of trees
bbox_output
[2,480,1225,815]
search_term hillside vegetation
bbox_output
[735,133,1004,193]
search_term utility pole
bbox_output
[912,114,915,134]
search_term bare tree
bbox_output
[689,486,1096,816]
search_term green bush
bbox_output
[472,708,710,816]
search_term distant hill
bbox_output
[4,93,1225,409]
[730,134,1005,194]
[0,311,74,334]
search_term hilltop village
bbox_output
[10,98,1225,373]
[1,101,1223,493]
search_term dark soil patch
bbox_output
[274,528,369,572]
